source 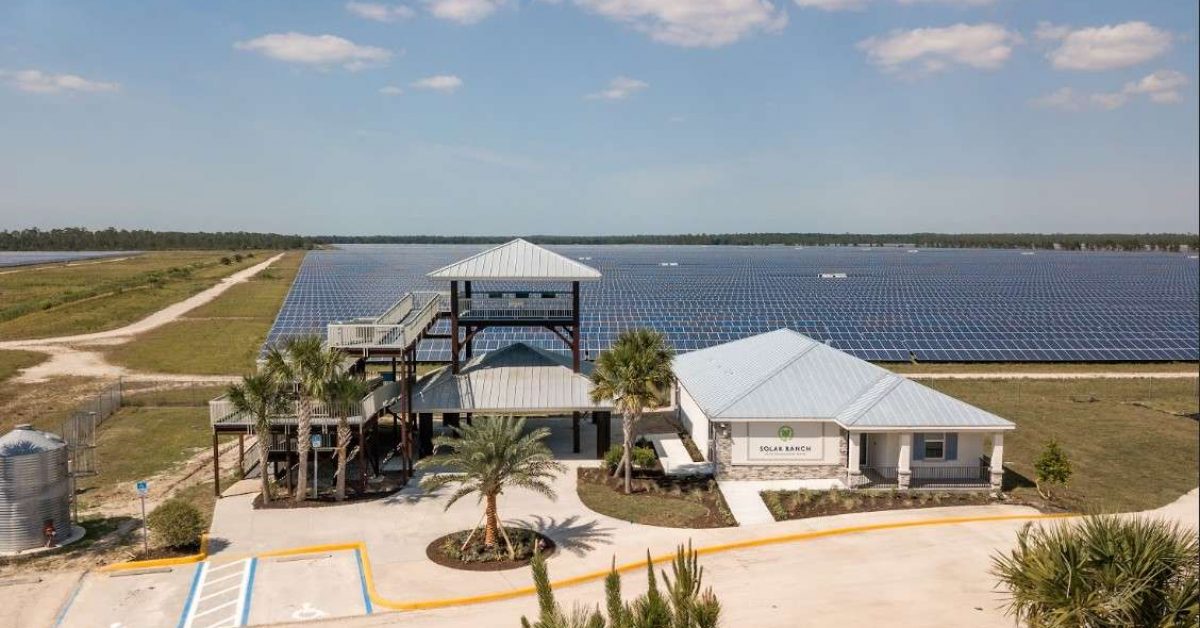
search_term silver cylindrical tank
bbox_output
[0,424,72,554]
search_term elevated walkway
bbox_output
[326,291,447,352]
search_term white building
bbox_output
[673,329,1014,491]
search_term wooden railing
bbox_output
[458,295,573,320]
[209,380,399,426]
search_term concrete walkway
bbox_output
[718,479,847,526]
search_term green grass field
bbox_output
[927,377,1199,513]
[0,349,45,383]
[78,405,211,492]
[104,251,303,375]
[0,251,270,340]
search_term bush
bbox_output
[1034,439,1072,499]
[604,445,624,472]
[146,498,206,549]
[220,256,232,265]
[993,516,1199,627]
[632,445,658,469]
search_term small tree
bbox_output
[265,335,340,501]
[589,329,676,494]
[324,372,369,501]
[992,516,1199,627]
[1033,438,1072,499]
[417,417,564,553]
[147,498,206,550]
[522,542,721,628]
[227,372,288,503]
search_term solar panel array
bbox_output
[0,251,139,268]
[265,244,1200,362]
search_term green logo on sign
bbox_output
[778,425,794,441]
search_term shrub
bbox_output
[993,516,1199,627]
[632,446,658,469]
[604,444,624,472]
[220,256,232,265]
[1033,439,1072,499]
[146,498,205,549]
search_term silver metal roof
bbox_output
[0,425,67,457]
[674,329,1013,430]
[426,239,602,282]
[407,343,613,414]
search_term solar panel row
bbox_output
[0,251,139,268]
[264,244,1200,363]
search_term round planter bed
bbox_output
[426,527,556,572]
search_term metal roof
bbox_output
[0,425,67,457]
[407,343,613,414]
[674,329,1013,430]
[426,239,602,282]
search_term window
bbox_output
[923,433,945,460]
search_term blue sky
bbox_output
[1,0,1196,235]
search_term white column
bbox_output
[897,432,912,489]
[989,432,1005,491]
[846,431,861,488]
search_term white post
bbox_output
[846,431,861,488]
[989,432,1005,492]
[897,433,912,489]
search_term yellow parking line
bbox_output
[99,535,210,572]
[96,511,1075,609]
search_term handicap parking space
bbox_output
[58,564,199,628]
[247,550,371,625]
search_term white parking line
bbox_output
[181,559,256,628]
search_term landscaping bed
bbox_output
[576,467,736,528]
[251,485,402,509]
[761,488,997,521]
[426,527,556,571]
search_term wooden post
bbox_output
[571,281,581,373]
[450,281,461,374]
[464,281,474,359]
[238,434,245,476]
[572,412,581,454]
[595,411,611,459]
[358,421,368,493]
[212,432,221,497]
[418,413,434,457]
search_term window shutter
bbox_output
[946,433,958,461]
[912,433,924,461]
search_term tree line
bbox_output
[2,227,1196,251]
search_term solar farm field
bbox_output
[0,250,139,268]
[266,244,1200,362]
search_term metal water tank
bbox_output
[0,424,72,554]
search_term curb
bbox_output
[98,534,210,573]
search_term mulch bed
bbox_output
[577,467,737,528]
[761,489,998,521]
[426,528,556,572]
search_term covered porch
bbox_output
[847,429,1007,490]
[405,342,615,458]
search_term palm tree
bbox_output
[589,328,675,494]
[226,372,288,504]
[324,372,369,501]
[992,515,1199,627]
[265,335,339,501]
[416,417,565,552]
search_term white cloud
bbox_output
[346,2,416,22]
[795,0,994,11]
[234,32,392,71]
[1039,21,1172,71]
[425,0,508,24]
[587,76,648,100]
[857,23,1020,75]
[411,74,463,92]
[0,69,120,94]
[1030,87,1083,111]
[1032,70,1189,112]
[379,85,404,95]
[573,0,787,48]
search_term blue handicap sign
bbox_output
[136,481,148,496]
[311,434,322,448]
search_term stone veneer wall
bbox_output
[711,422,848,481]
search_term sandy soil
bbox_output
[0,253,282,383]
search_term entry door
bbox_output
[859,433,869,466]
